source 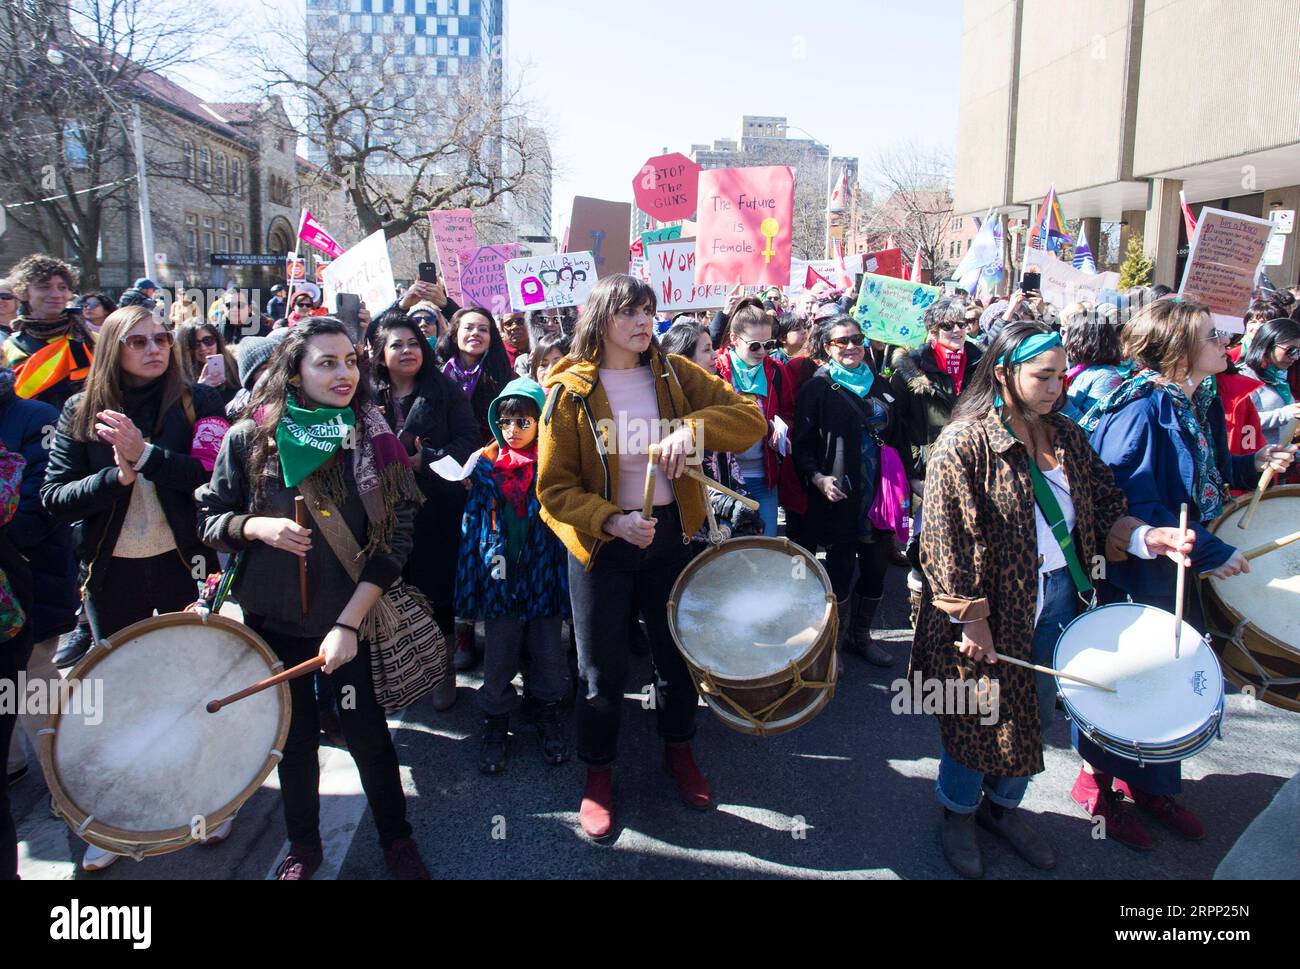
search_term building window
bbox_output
[187,228,198,264]
[63,123,89,168]
[233,235,244,254]
[218,234,229,252]
[198,146,211,184]
[182,141,194,180]
[203,216,214,230]
[203,232,215,257]
[230,159,241,196]
[214,152,226,189]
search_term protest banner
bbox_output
[321,229,397,317]
[642,225,682,253]
[695,166,795,286]
[850,271,942,349]
[285,254,307,290]
[315,260,329,286]
[569,196,632,278]
[1178,207,1274,332]
[1020,250,1119,310]
[632,152,702,223]
[789,253,866,293]
[647,238,731,313]
[506,251,598,311]
[428,209,478,303]
[456,244,520,316]
[860,247,905,280]
[297,209,344,259]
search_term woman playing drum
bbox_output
[196,318,431,880]
[538,274,765,841]
[912,321,1193,878]
[1074,298,1295,848]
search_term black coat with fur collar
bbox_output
[887,341,983,481]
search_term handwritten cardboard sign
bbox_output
[1020,250,1120,310]
[428,209,478,304]
[506,251,598,311]
[695,166,795,286]
[647,238,731,313]
[321,230,396,319]
[632,152,702,223]
[850,271,942,349]
[1178,207,1274,332]
[456,244,520,316]
[569,196,632,279]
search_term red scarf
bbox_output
[491,443,538,516]
[931,339,967,395]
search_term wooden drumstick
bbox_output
[206,655,325,713]
[642,445,659,520]
[681,466,761,511]
[1240,528,1300,562]
[995,653,1118,694]
[1239,425,1299,529]
[294,495,308,616]
[1173,502,1189,660]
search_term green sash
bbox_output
[1025,457,1093,597]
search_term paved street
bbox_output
[12,566,1300,880]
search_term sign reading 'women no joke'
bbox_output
[694,166,795,287]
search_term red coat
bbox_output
[713,350,803,509]
[1217,371,1265,493]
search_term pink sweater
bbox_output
[599,366,674,510]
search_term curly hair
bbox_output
[922,295,971,333]
[7,254,78,296]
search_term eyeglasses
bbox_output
[496,418,534,431]
[829,334,866,348]
[121,331,175,352]
[1281,345,1300,360]
[741,340,780,353]
[197,335,218,348]
[1203,329,1232,345]
[937,322,965,333]
[0,294,15,301]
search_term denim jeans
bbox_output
[479,615,569,717]
[569,503,696,765]
[747,477,779,539]
[936,567,1079,813]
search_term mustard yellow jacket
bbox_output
[538,345,767,569]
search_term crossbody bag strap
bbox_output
[297,475,366,584]
[830,381,885,447]
[1024,457,1094,597]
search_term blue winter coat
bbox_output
[1089,391,1258,598]
[454,446,569,621]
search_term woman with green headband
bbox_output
[196,317,431,881]
[911,320,1195,878]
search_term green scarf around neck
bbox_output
[276,398,357,488]
[827,358,875,397]
[728,350,768,398]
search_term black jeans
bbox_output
[84,551,197,641]
[569,503,696,766]
[824,539,891,601]
[245,618,411,850]
[1,628,33,880]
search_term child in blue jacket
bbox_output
[455,377,571,774]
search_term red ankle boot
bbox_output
[1072,769,1152,850]
[579,766,614,841]
[663,742,712,810]
[1114,781,1205,841]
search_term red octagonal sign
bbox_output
[632,152,702,223]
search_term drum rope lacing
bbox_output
[1212,616,1300,701]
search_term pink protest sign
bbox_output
[632,152,702,223]
[456,244,520,317]
[428,209,478,304]
[695,166,795,286]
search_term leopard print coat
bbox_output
[909,409,1142,776]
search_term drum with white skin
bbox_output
[38,613,290,859]
[1053,602,1224,764]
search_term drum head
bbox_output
[673,541,831,681]
[50,614,286,839]
[1053,603,1223,747]
[1210,492,1300,657]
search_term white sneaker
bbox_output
[199,817,234,846]
[82,843,123,872]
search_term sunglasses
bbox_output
[82,298,101,309]
[294,300,313,308]
[740,339,780,353]
[121,331,175,352]
[197,335,218,348]
[496,417,534,431]
[1281,345,1300,360]
[937,322,965,333]
[829,334,866,348]
[0,294,15,301]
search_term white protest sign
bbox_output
[505,251,598,312]
[647,238,731,312]
[1178,207,1274,333]
[789,254,864,293]
[321,229,397,319]
[1020,250,1119,309]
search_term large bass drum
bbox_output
[38,612,290,859]
[667,537,838,736]
[1203,486,1300,711]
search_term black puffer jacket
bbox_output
[888,341,984,481]
[40,383,226,593]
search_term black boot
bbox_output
[535,702,570,766]
[478,715,510,774]
[846,594,893,667]
[54,622,94,670]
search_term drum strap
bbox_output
[1025,457,1094,598]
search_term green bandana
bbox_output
[276,399,357,488]
[827,359,875,398]
[729,350,768,398]
[995,331,1062,407]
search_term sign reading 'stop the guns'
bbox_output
[694,166,794,287]
[632,152,702,223]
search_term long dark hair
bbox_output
[435,306,512,380]
[950,320,1062,426]
[370,311,439,398]
[246,317,374,508]
[71,306,186,441]
[177,321,240,391]
[1243,317,1300,375]
[659,321,706,360]
[809,315,865,370]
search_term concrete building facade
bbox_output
[953,0,1300,289]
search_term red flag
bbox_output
[911,244,924,283]
[806,265,833,290]
[828,166,848,213]
[1179,190,1197,241]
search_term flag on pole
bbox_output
[1179,190,1197,241]
[952,208,1005,294]
[1025,185,1073,253]
[297,210,344,259]
[1071,225,1097,274]
[829,166,849,213]
[910,244,924,284]
[831,239,854,289]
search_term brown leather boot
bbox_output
[940,808,983,878]
[976,799,1057,870]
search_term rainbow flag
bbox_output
[1025,185,1073,254]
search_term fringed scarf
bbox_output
[931,339,967,395]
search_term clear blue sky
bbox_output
[178,0,963,233]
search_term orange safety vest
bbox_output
[12,336,93,400]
